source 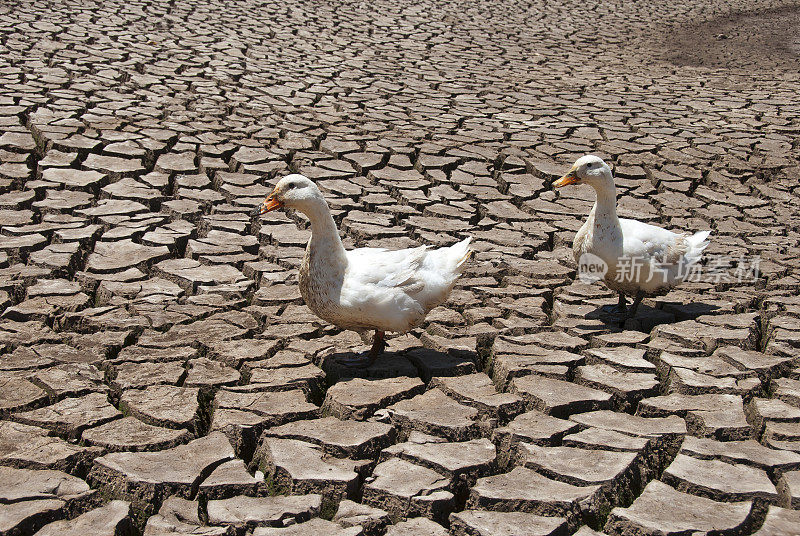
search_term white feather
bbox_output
[567,155,711,297]
[273,175,473,334]
[339,237,472,332]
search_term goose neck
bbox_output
[591,182,618,221]
[303,198,347,267]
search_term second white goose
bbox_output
[554,155,710,318]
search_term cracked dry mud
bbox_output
[0,0,799,535]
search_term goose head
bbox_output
[260,174,323,215]
[553,155,614,190]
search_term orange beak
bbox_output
[259,191,283,214]
[553,168,580,188]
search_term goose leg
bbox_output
[616,292,628,313]
[336,330,385,368]
[627,291,645,318]
[367,330,386,366]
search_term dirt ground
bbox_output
[664,5,800,70]
[0,0,799,534]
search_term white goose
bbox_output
[554,155,710,318]
[260,174,472,366]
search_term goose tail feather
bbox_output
[683,230,710,266]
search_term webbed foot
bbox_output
[335,353,377,368]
